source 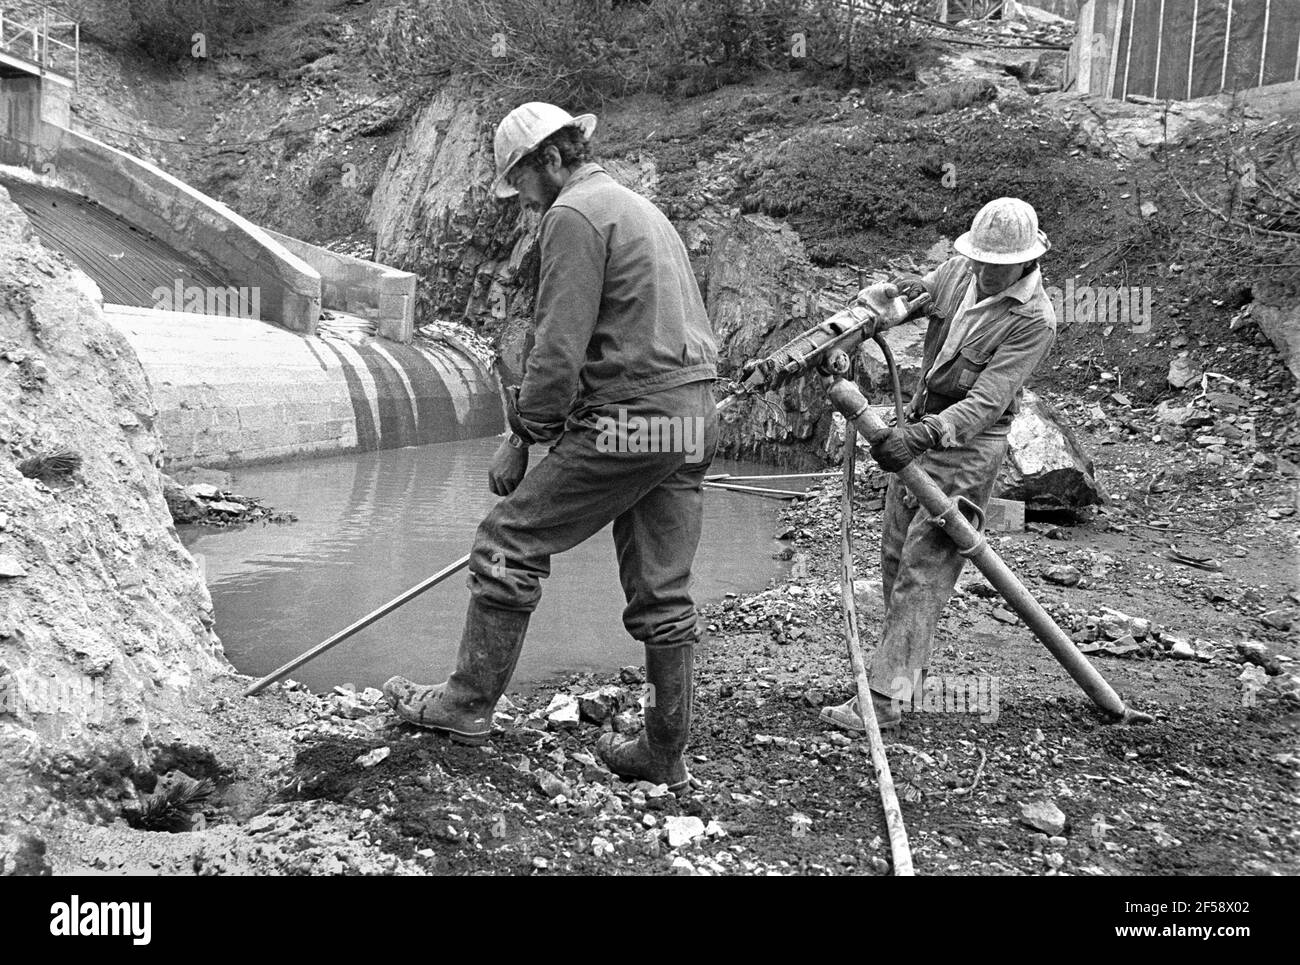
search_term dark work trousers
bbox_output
[468,379,719,651]
[869,429,1009,700]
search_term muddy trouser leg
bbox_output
[586,383,717,788]
[869,431,1009,703]
[611,387,719,653]
[880,472,916,614]
[606,399,716,774]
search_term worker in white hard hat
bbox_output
[384,103,719,792]
[822,196,1057,732]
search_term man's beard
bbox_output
[536,176,563,212]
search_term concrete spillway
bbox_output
[0,176,232,308]
[2,63,504,470]
[106,308,504,470]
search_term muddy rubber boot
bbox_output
[382,599,529,745]
[819,690,902,733]
[597,643,694,793]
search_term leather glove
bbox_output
[869,419,943,473]
[891,273,930,300]
[900,418,942,456]
[855,283,911,331]
[869,429,914,474]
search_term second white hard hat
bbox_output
[492,102,598,199]
[953,197,1050,264]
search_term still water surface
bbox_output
[181,437,798,693]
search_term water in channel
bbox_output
[180,436,802,693]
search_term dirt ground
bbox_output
[252,408,1296,877]
[40,388,1294,877]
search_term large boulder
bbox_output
[1041,91,1239,161]
[1252,281,1300,379]
[161,474,206,523]
[997,389,1104,511]
[856,318,928,397]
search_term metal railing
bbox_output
[0,7,80,87]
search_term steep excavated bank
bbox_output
[0,187,247,868]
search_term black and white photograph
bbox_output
[0,0,1294,917]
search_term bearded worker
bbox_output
[383,103,719,793]
[821,197,1057,731]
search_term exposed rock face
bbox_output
[700,213,826,465]
[857,319,928,397]
[0,188,229,833]
[368,88,538,383]
[369,92,674,389]
[998,389,1105,511]
[1252,282,1300,380]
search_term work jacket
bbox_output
[515,163,718,443]
[907,255,1056,448]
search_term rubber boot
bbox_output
[597,643,693,793]
[820,665,932,733]
[382,599,530,745]
[818,690,902,733]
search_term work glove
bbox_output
[854,283,912,331]
[890,273,930,300]
[868,418,943,474]
[869,430,913,474]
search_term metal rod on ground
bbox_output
[703,480,807,499]
[825,377,1152,724]
[241,553,472,697]
[839,417,915,876]
[723,472,840,481]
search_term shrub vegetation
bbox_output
[363,0,930,106]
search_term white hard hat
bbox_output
[492,102,598,199]
[953,197,1050,264]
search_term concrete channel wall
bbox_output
[107,307,504,470]
[265,229,416,343]
[33,121,323,332]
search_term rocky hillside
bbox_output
[365,70,1298,466]
[20,1,1293,466]
[0,188,233,866]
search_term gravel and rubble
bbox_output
[35,386,1292,876]
[162,474,297,528]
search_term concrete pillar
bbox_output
[1,76,39,143]
[39,76,71,127]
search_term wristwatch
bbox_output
[506,433,527,450]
